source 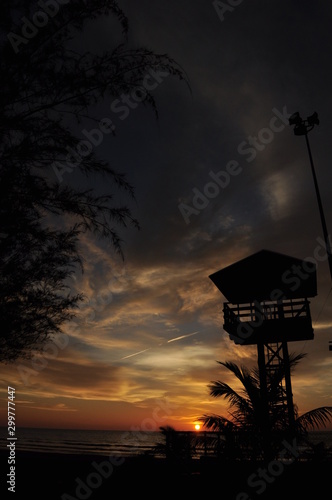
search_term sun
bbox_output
[194,424,201,431]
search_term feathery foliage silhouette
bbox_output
[201,355,332,459]
[0,0,188,361]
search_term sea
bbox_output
[1,427,332,458]
[0,427,165,457]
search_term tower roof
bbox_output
[209,249,317,303]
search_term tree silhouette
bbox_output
[200,356,332,460]
[156,426,196,464]
[0,1,188,362]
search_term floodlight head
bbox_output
[307,112,319,126]
[289,112,302,126]
[293,123,308,136]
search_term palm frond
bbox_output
[199,413,237,432]
[217,361,254,386]
[296,406,332,432]
[215,361,261,412]
[208,380,251,409]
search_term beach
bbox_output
[1,449,331,499]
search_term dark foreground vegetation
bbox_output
[2,448,331,500]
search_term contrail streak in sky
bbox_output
[120,348,151,360]
[167,331,199,343]
[119,331,200,361]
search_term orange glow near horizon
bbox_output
[0,243,332,434]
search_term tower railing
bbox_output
[223,298,313,344]
[223,298,310,324]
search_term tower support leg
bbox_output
[282,341,296,434]
[257,341,271,459]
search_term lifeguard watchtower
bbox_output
[209,249,317,432]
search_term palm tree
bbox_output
[200,354,332,460]
[155,426,196,469]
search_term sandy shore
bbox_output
[1,449,331,499]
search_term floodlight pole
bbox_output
[304,132,332,281]
[289,113,332,283]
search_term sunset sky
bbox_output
[1,0,332,432]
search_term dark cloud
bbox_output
[2,1,332,430]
